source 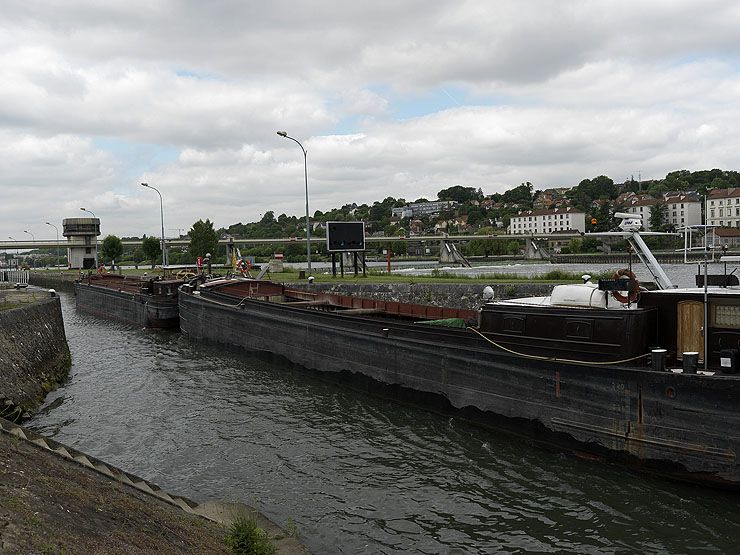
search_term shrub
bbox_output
[224,516,275,555]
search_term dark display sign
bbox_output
[326,221,365,252]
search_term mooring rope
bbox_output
[191,290,650,367]
[467,326,651,366]
[190,292,252,309]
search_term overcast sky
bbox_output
[2,1,740,240]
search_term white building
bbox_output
[663,192,702,229]
[620,192,702,231]
[706,188,740,228]
[509,207,585,234]
[623,197,659,231]
[391,200,458,219]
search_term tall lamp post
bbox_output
[80,208,99,267]
[277,131,311,275]
[141,183,167,267]
[8,236,17,268]
[23,230,35,268]
[46,222,60,269]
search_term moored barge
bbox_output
[75,274,181,328]
[178,217,740,489]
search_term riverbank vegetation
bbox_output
[14,168,732,270]
[263,268,614,285]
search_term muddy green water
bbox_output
[29,291,738,554]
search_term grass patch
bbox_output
[269,267,613,285]
[224,516,275,555]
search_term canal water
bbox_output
[30,290,739,554]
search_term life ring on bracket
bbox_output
[236,259,251,276]
[97,264,107,275]
[612,268,639,304]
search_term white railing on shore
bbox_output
[1,270,29,285]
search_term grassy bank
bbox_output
[0,432,232,554]
[29,266,611,285]
[269,268,613,285]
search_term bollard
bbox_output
[682,352,699,374]
[651,348,667,372]
[48,289,56,297]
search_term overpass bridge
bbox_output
[0,232,582,251]
[0,232,582,261]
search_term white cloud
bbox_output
[2,1,740,239]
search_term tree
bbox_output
[437,185,482,203]
[649,202,668,231]
[568,176,615,211]
[100,235,123,268]
[500,182,534,206]
[189,219,220,261]
[142,235,161,269]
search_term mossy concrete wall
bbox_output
[0,297,70,411]
[28,272,78,293]
[290,282,554,311]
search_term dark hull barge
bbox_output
[75,274,181,328]
[179,269,740,489]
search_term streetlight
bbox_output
[277,130,311,275]
[80,207,99,267]
[141,183,167,267]
[8,236,17,268]
[46,222,60,269]
[23,230,35,268]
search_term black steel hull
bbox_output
[179,290,739,488]
[75,282,179,328]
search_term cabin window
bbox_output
[714,304,740,329]
[502,316,525,334]
[565,319,593,340]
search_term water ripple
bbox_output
[27,291,740,554]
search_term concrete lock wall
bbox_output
[0,297,71,411]
[28,272,78,293]
[290,282,554,311]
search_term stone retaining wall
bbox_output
[28,272,78,293]
[0,296,71,413]
[289,282,555,311]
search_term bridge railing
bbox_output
[1,269,29,285]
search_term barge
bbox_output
[178,216,740,488]
[75,274,181,328]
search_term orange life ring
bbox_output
[612,268,639,303]
[97,264,107,275]
[236,259,251,276]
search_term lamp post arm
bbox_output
[142,183,167,267]
[278,133,311,274]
